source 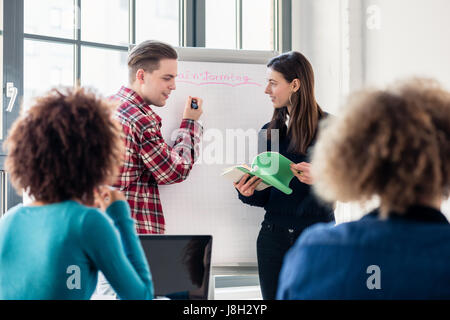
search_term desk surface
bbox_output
[212,266,258,276]
[92,266,261,300]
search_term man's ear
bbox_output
[291,79,300,93]
[136,69,145,84]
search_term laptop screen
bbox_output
[139,235,212,300]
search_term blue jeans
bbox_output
[256,221,305,300]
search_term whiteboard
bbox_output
[152,49,276,265]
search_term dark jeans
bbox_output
[256,221,305,300]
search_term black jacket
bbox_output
[237,117,335,229]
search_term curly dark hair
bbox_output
[311,78,450,216]
[4,87,124,205]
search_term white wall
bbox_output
[362,0,450,218]
[292,0,450,221]
[291,0,349,115]
[292,0,450,103]
[363,0,450,90]
[292,0,364,223]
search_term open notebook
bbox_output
[221,151,295,195]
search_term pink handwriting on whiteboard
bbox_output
[177,71,262,87]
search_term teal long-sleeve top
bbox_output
[0,200,154,300]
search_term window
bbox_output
[205,0,236,49]
[136,0,179,46]
[81,46,128,96]
[24,0,76,107]
[81,0,129,46]
[0,0,3,122]
[22,0,287,108]
[24,0,75,39]
[242,0,274,50]
[24,40,74,110]
[23,0,131,104]
[205,0,278,50]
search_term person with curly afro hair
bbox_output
[0,88,154,300]
[277,78,450,299]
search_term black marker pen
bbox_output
[191,98,198,109]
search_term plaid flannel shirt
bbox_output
[111,86,203,234]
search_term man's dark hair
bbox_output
[128,40,178,83]
[4,87,124,205]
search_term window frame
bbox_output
[2,0,25,212]
[2,0,291,212]
[21,0,291,87]
[193,0,291,52]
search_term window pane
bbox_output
[81,46,128,97]
[24,0,75,39]
[81,0,128,46]
[242,0,274,50]
[205,0,236,49]
[1,0,3,120]
[0,32,3,110]
[136,0,179,46]
[24,40,74,111]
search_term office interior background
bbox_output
[0,0,449,299]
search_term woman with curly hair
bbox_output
[277,78,450,299]
[0,88,153,300]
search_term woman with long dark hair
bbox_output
[234,51,335,299]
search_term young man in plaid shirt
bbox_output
[112,40,203,235]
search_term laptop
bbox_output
[139,235,213,300]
